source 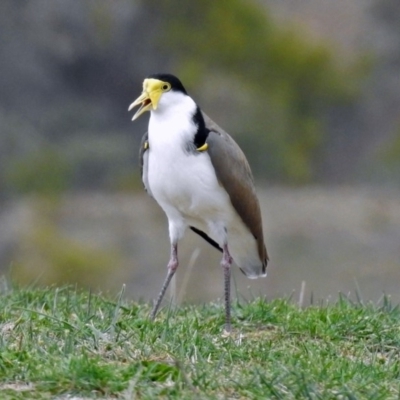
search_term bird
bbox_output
[128,73,268,332]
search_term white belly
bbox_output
[148,147,234,237]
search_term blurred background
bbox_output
[1,0,399,305]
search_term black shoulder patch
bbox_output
[192,107,210,149]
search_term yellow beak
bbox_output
[128,78,165,121]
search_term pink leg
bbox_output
[221,243,233,332]
[150,243,178,320]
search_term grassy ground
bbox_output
[0,285,399,399]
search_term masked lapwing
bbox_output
[128,73,268,332]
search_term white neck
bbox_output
[148,91,198,149]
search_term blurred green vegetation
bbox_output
[11,199,122,289]
[4,147,72,196]
[0,0,387,195]
[378,124,400,178]
[382,126,400,161]
[154,0,365,183]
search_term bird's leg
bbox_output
[221,243,233,332]
[150,242,178,320]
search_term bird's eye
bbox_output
[162,83,171,91]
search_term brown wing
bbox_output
[203,112,269,266]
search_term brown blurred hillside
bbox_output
[2,188,400,304]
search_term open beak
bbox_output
[128,78,165,121]
[128,92,153,121]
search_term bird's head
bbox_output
[128,74,187,121]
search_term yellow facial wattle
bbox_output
[128,78,171,120]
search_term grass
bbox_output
[0,285,399,399]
